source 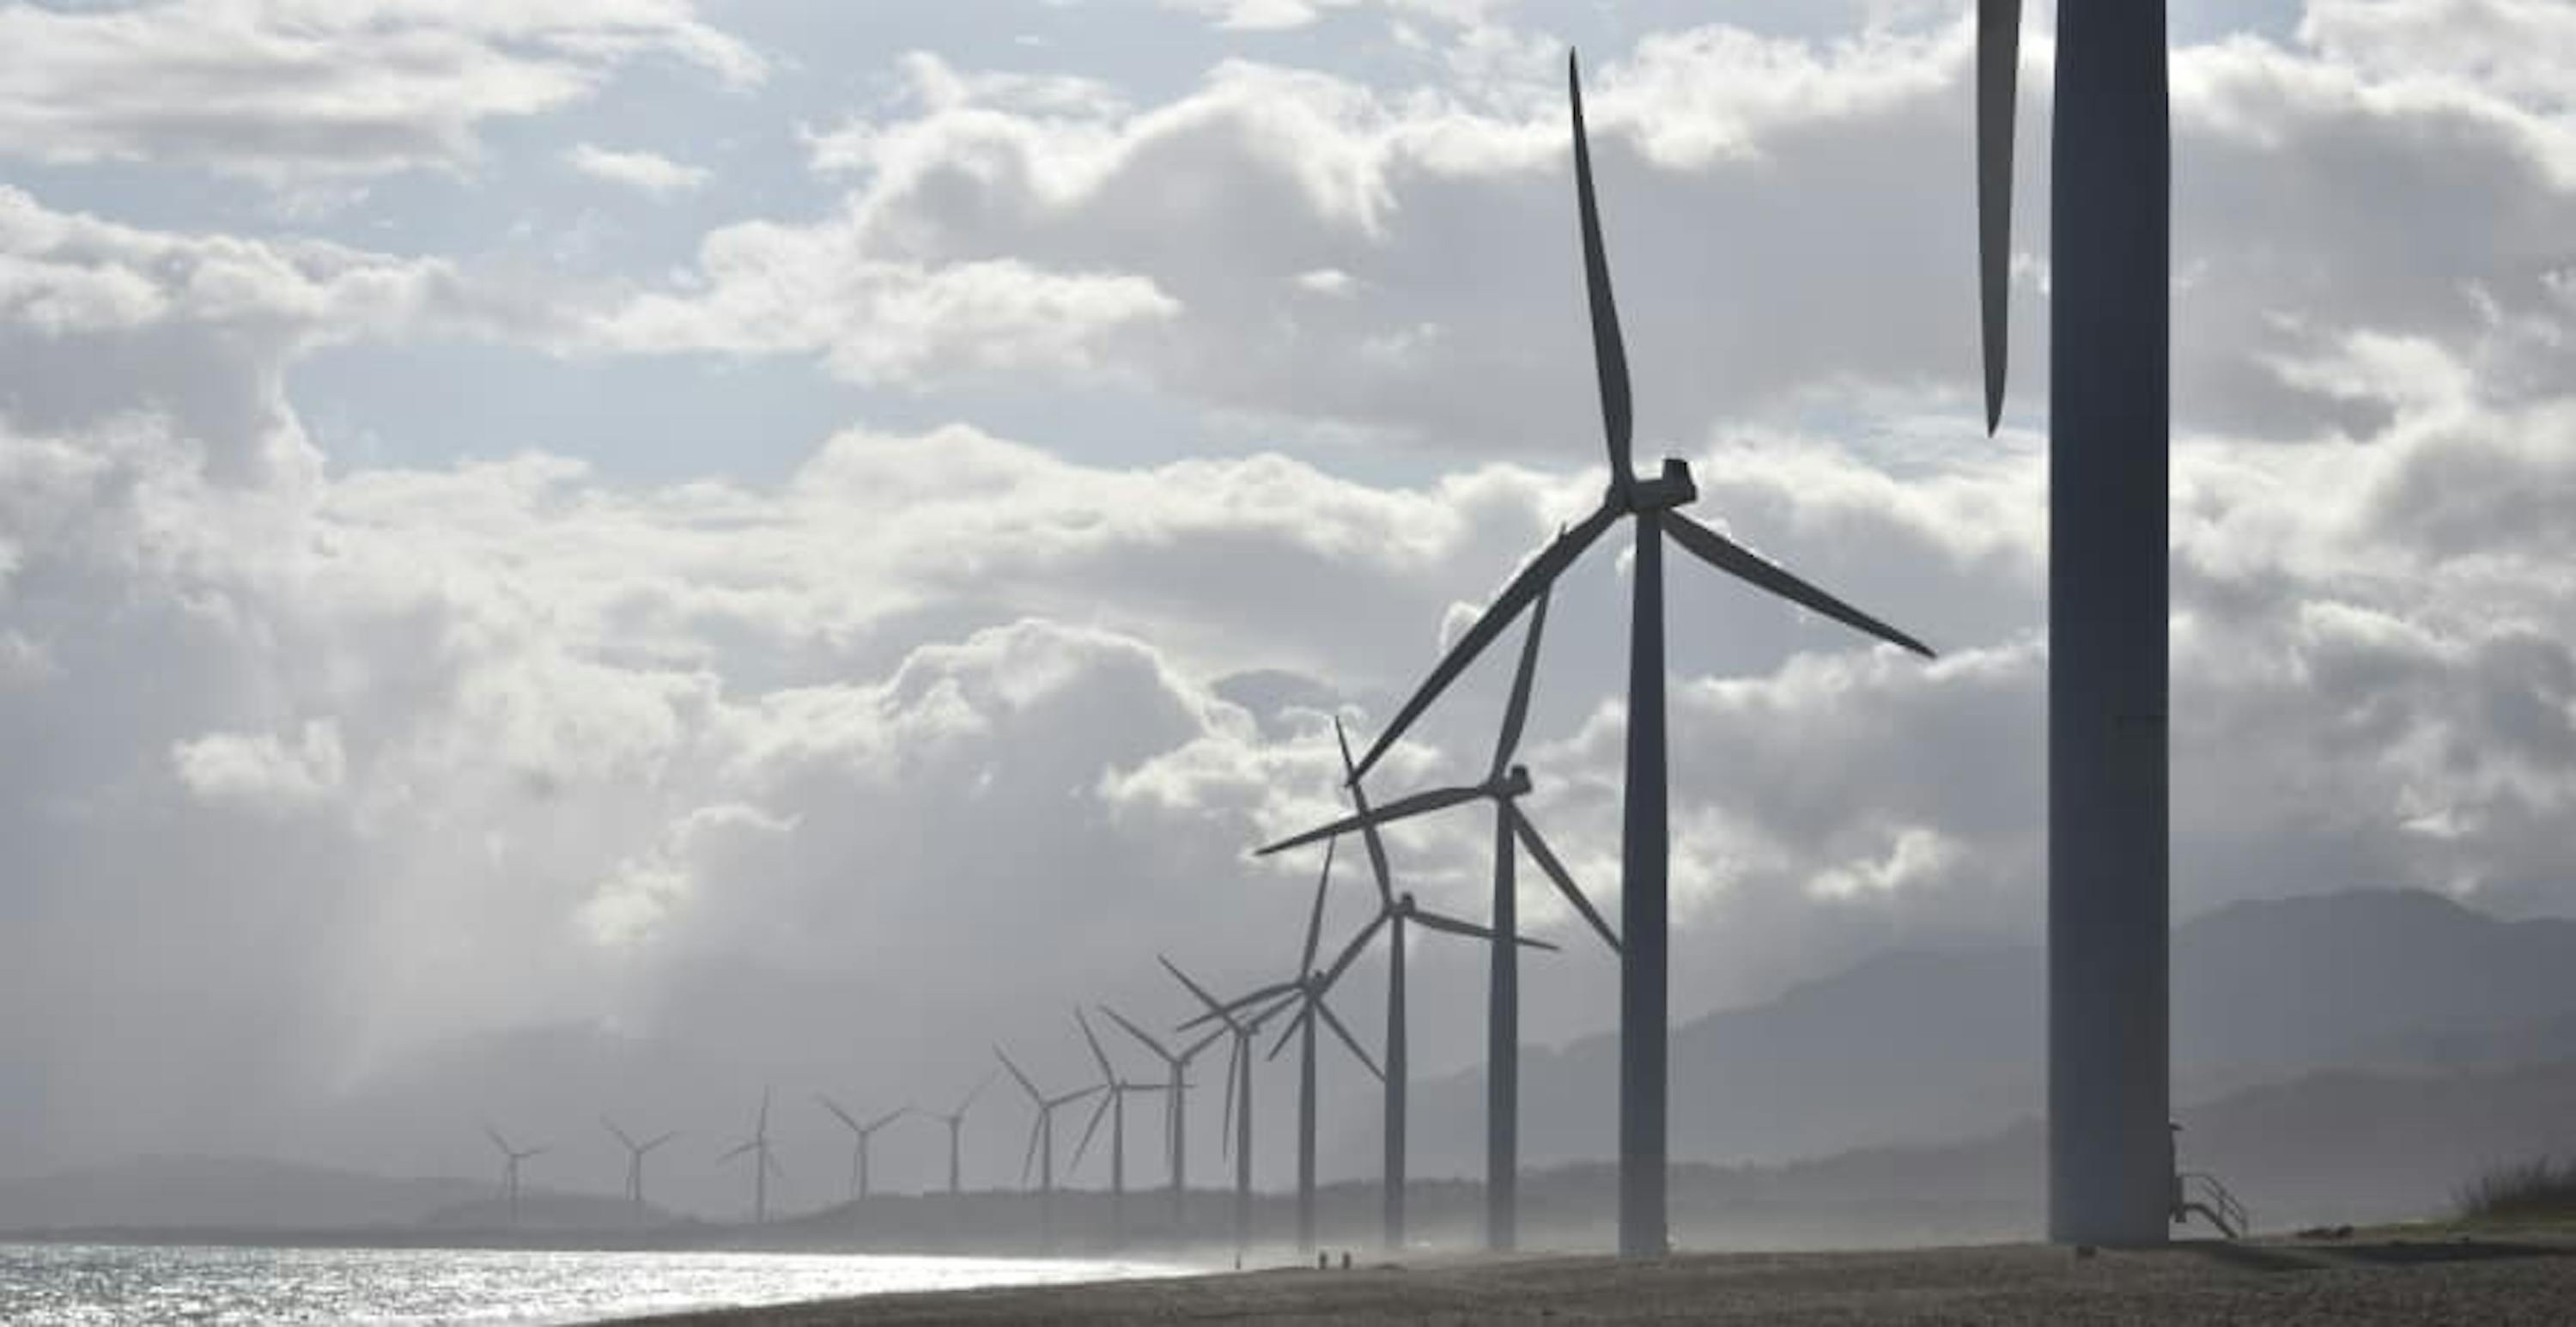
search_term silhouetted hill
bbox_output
[1382,889,2576,1177]
[0,1154,485,1232]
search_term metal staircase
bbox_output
[2172,1170,2251,1239]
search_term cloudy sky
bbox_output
[2,0,2572,1191]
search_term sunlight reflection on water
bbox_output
[0,1241,1186,1324]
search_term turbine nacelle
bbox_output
[1494,764,1534,800]
[1618,457,1698,514]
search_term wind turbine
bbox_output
[1976,0,2174,1247]
[717,1087,783,1224]
[599,1116,676,1219]
[927,1071,997,1196]
[1186,837,1382,1253]
[1099,1001,1223,1233]
[817,1096,911,1202]
[1069,1007,1169,1243]
[1343,54,1937,1257]
[482,1125,545,1229]
[1161,954,1295,1261]
[1262,637,1621,1251]
[995,1044,1100,1237]
[1260,716,1560,1251]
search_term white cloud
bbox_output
[173,720,348,814]
[0,0,762,182]
[564,143,710,197]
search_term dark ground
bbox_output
[613,1233,2576,1324]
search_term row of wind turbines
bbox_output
[487,0,2179,1251]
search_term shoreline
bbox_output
[603,1235,2576,1325]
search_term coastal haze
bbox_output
[3,0,2573,1318]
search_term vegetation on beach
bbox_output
[2457,1158,2576,1225]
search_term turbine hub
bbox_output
[1623,456,1697,513]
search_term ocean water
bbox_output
[0,1242,1186,1325]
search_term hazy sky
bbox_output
[2,0,2571,1188]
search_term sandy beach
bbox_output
[611,1234,2576,1324]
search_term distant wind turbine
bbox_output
[1162,954,1294,1261]
[1098,1001,1223,1233]
[927,1071,997,1196]
[717,1087,783,1224]
[1261,716,1558,1250]
[599,1116,676,1219]
[995,1044,1101,1238]
[1262,603,1619,1251]
[482,1124,545,1229]
[1069,1007,1169,1244]
[817,1096,911,1202]
[1344,53,1936,1257]
[1185,837,1382,1252]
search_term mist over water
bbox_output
[0,1243,1187,1326]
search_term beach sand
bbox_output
[611,1234,2576,1324]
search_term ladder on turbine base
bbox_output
[2172,1170,2250,1240]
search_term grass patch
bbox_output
[2456,1158,2576,1225]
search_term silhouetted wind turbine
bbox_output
[817,1096,910,1202]
[1260,717,1559,1251]
[1070,1007,1169,1244]
[995,1044,1100,1238]
[1975,0,2174,1247]
[1344,54,1936,1257]
[1100,1001,1222,1233]
[1264,602,1619,1251]
[1162,954,1294,1260]
[482,1124,545,1229]
[599,1116,676,1218]
[717,1087,783,1224]
[927,1071,996,1196]
[1188,838,1382,1252]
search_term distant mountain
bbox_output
[1373,889,2576,1177]
[0,1154,485,1233]
[1694,1055,2576,1239]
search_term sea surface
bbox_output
[0,1241,1186,1325]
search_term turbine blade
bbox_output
[1663,511,1934,657]
[764,1149,784,1180]
[1257,780,1481,858]
[643,1132,678,1153]
[1176,979,1297,1032]
[957,1068,997,1116]
[817,1094,861,1135]
[1266,1002,1314,1062]
[1315,997,1384,1082]
[719,1140,756,1163]
[1319,910,1390,993]
[1410,906,1558,949]
[866,1106,908,1134]
[600,1117,635,1151]
[1300,836,1335,975]
[1101,1004,1175,1063]
[1218,1037,1242,1161]
[1021,1117,1042,1188]
[1511,805,1621,953]
[1182,1024,1226,1062]
[1355,502,1617,782]
[1071,1090,1113,1172]
[1074,1007,1115,1083]
[483,1125,512,1155]
[1159,955,1233,1025]
[994,1046,1043,1103]
[1493,584,1552,778]
[1335,719,1395,908]
[1978,0,2022,435]
[1569,50,1633,489]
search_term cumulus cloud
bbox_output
[564,143,711,197]
[0,0,762,182]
